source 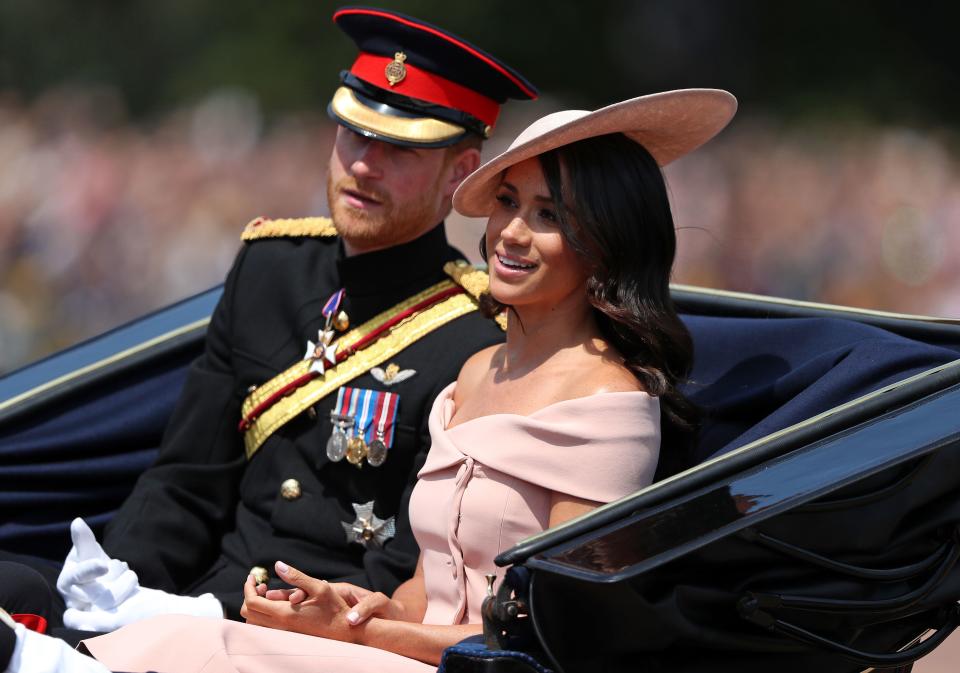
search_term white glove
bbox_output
[62,586,222,632]
[56,518,138,611]
[57,518,223,631]
[4,621,111,673]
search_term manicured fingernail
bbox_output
[275,561,289,574]
[347,611,359,624]
[247,574,254,583]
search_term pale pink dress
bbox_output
[84,383,660,673]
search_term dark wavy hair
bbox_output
[480,132,697,436]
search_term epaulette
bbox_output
[444,260,507,331]
[241,216,338,242]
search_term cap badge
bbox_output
[384,51,407,86]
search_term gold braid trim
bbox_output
[241,216,337,241]
[241,279,458,416]
[443,260,507,331]
[242,280,478,459]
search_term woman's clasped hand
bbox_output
[240,560,410,640]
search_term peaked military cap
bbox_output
[329,6,538,148]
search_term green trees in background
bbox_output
[1,0,958,125]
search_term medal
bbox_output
[304,289,347,376]
[326,413,353,462]
[342,501,396,548]
[345,435,367,467]
[366,408,391,467]
[366,434,387,467]
[327,386,400,467]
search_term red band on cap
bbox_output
[350,53,500,128]
[333,8,537,100]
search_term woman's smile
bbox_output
[493,251,538,278]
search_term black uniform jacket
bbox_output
[101,223,504,618]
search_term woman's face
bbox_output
[485,158,590,311]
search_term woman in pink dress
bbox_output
[81,89,736,672]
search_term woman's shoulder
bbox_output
[562,344,645,399]
[453,344,501,398]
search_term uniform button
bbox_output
[280,478,302,500]
[250,566,269,585]
[247,385,258,393]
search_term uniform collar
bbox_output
[336,223,456,298]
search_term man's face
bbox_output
[327,126,453,255]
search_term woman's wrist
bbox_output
[345,596,407,626]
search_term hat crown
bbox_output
[453,89,737,217]
[329,5,537,147]
[508,110,590,150]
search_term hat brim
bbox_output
[328,86,469,148]
[453,89,737,217]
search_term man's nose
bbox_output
[350,140,386,179]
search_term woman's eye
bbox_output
[538,208,559,223]
[495,194,516,208]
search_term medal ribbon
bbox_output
[370,391,399,445]
[332,387,399,448]
[322,289,345,321]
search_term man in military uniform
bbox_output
[0,6,536,635]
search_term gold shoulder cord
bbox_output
[242,280,478,458]
[241,216,337,241]
[443,261,507,331]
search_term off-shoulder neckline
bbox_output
[441,382,655,432]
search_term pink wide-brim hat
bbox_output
[453,88,737,217]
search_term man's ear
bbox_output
[443,147,482,198]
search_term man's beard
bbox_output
[327,174,443,252]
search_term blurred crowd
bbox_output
[1,86,959,374]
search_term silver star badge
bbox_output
[303,330,338,375]
[341,501,396,549]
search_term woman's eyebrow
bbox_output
[499,180,557,205]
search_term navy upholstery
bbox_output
[682,315,959,463]
[439,636,554,673]
[1,312,957,565]
[0,357,194,559]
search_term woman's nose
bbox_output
[500,216,531,246]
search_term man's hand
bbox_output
[5,619,112,673]
[57,518,223,631]
[57,518,138,611]
[62,586,223,632]
[241,562,360,641]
